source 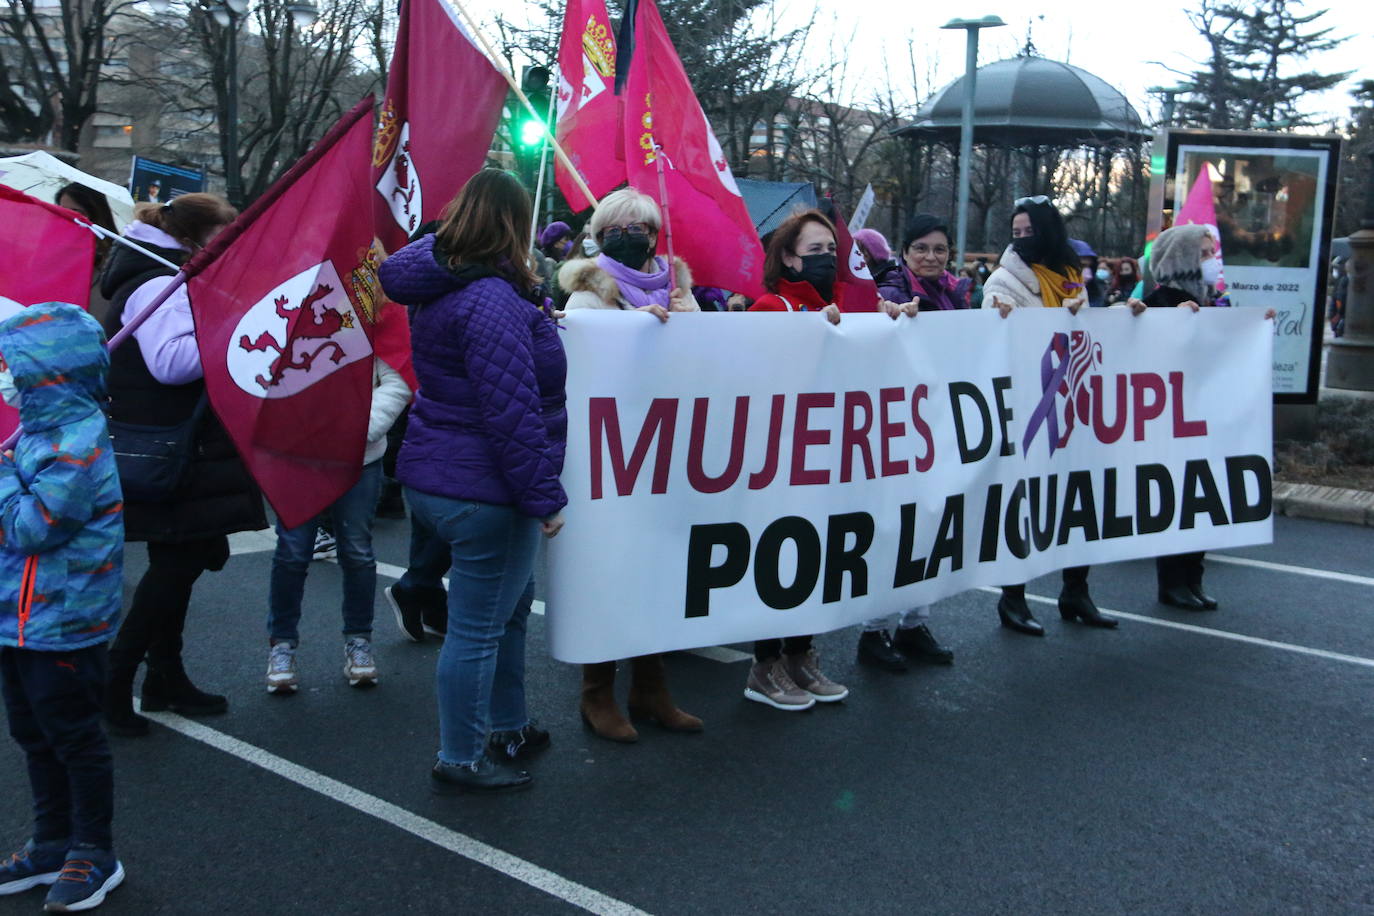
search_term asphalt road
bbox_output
[1,513,1371,915]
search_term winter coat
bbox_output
[100,225,267,543]
[364,359,412,467]
[876,265,970,311]
[1142,285,1198,308]
[981,246,1086,310]
[559,257,700,311]
[749,277,842,312]
[0,303,123,651]
[380,234,567,519]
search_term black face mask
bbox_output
[600,235,654,269]
[1010,236,1040,264]
[784,253,838,302]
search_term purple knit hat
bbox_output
[537,221,572,249]
[853,228,891,262]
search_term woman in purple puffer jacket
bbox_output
[380,169,567,795]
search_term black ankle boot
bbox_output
[857,630,908,671]
[431,755,532,794]
[142,662,228,716]
[893,624,954,664]
[997,594,1044,636]
[104,655,150,737]
[1188,582,1219,610]
[1058,587,1118,629]
[1158,584,1206,610]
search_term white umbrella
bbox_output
[0,151,136,230]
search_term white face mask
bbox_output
[1200,256,1223,288]
[0,367,20,408]
[581,238,600,257]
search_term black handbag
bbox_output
[107,394,209,502]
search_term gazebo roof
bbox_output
[895,55,1152,146]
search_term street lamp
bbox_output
[212,0,318,207]
[941,15,1005,271]
[1149,85,1190,127]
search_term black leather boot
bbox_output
[857,630,909,671]
[104,650,150,738]
[431,755,532,794]
[997,592,1044,636]
[1058,585,1118,629]
[1159,584,1206,610]
[893,624,954,664]
[1188,581,1219,610]
[142,659,228,716]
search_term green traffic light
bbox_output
[519,118,544,149]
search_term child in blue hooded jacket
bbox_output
[0,303,126,912]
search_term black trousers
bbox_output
[1,644,114,850]
[111,536,229,672]
[1002,566,1090,601]
[1157,552,1206,588]
[754,635,813,662]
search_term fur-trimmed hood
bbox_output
[558,255,693,309]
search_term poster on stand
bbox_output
[128,156,206,204]
[1148,130,1340,404]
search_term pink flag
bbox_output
[373,0,507,253]
[831,207,880,312]
[191,98,394,530]
[1176,162,1226,293]
[0,185,94,308]
[620,0,764,296]
[555,0,623,211]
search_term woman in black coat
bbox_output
[101,194,267,736]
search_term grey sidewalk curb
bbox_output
[1273,481,1374,527]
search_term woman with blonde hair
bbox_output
[559,187,699,319]
[381,170,567,794]
[557,188,702,742]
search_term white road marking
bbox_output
[237,529,1374,667]
[373,560,744,663]
[978,587,1374,670]
[139,707,650,916]
[1209,553,1374,589]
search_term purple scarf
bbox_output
[910,267,967,311]
[595,253,673,309]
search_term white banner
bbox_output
[547,309,1274,662]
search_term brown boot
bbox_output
[627,654,704,733]
[580,662,637,743]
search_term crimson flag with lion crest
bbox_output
[372,0,507,254]
[187,96,414,530]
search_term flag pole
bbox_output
[80,220,182,272]
[529,76,557,247]
[650,140,679,290]
[443,0,601,209]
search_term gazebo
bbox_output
[894,54,1153,253]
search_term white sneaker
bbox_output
[344,637,378,688]
[266,642,298,694]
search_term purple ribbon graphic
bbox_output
[1022,332,1071,458]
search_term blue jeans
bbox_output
[397,492,451,596]
[267,461,382,644]
[406,488,539,766]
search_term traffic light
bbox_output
[516,65,551,152]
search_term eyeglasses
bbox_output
[1014,195,1050,207]
[600,223,651,243]
[909,243,950,258]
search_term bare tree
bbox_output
[0,0,138,148]
[115,0,381,204]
